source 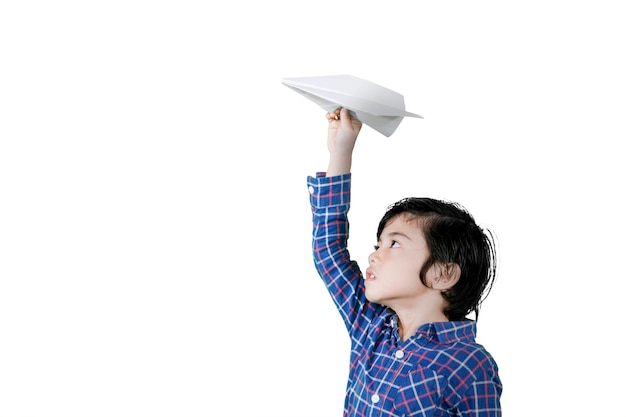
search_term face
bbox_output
[365,213,433,309]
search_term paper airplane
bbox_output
[282,74,422,137]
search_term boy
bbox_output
[307,108,502,416]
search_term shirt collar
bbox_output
[389,313,477,344]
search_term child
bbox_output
[307,107,502,416]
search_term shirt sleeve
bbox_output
[307,172,375,335]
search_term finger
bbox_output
[327,109,341,121]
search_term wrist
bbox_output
[326,154,352,177]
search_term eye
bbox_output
[390,240,399,248]
[373,245,380,251]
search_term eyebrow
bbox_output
[381,231,412,241]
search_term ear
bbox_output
[430,262,461,291]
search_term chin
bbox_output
[364,291,382,305]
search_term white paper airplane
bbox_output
[282,74,422,137]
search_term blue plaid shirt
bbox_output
[308,173,502,417]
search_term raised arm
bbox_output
[325,107,362,176]
[307,107,372,332]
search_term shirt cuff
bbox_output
[307,172,351,208]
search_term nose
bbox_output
[368,251,377,264]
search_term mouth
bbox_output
[365,268,377,282]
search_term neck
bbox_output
[395,308,448,343]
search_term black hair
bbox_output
[376,197,498,321]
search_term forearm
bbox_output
[326,150,353,177]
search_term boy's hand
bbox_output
[327,107,362,155]
[326,107,362,176]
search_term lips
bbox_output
[365,268,376,281]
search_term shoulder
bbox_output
[432,322,500,383]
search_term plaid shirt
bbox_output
[308,173,502,417]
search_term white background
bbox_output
[1,1,625,416]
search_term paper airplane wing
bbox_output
[282,74,422,137]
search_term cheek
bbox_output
[397,257,425,278]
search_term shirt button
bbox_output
[308,186,314,194]
[395,350,405,359]
[371,394,380,404]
